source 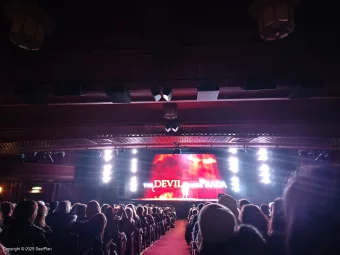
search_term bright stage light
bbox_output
[103,149,113,162]
[228,156,239,173]
[131,158,137,173]
[258,148,268,161]
[259,164,269,173]
[259,164,270,184]
[228,148,237,155]
[130,176,137,192]
[102,176,111,183]
[132,149,138,155]
[102,164,112,183]
[230,176,240,192]
[103,164,112,173]
[261,177,271,184]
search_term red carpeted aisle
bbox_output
[143,220,190,255]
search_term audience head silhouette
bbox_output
[86,200,101,219]
[13,200,38,222]
[240,204,268,236]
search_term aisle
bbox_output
[143,220,190,255]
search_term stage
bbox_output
[134,198,218,202]
[127,198,218,218]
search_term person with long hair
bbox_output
[34,202,52,234]
[144,206,155,225]
[240,204,269,237]
[126,204,139,221]
[0,201,50,253]
[268,198,285,235]
[284,165,340,255]
[70,203,80,214]
[71,213,107,255]
[267,197,286,255]
[230,224,267,255]
[135,206,148,229]
[86,200,101,219]
[123,207,136,236]
[0,202,14,230]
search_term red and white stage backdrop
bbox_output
[143,154,226,200]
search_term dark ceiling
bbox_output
[0,1,340,153]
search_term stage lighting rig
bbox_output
[164,103,177,119]
[56,151,66,157]
[315,151,329,162]
[164,121,179,133]
[151,86,162,101]
[172,123,179,132]
[162,87,172,101]
[164,124,172,132]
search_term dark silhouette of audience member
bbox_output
[190,203,204,242]
[101,204,109,214]
[34,202,52,234]
[75,204,87,222]
[0,200,50,254]
[218,195,241,225]
[84,213,107,255]
[152,207,161,224]
[268,198,285,235]
[48,200,77,235]
[230,224,267,255]
[238,199,250,210]
[240,204,269,237]
[45,201,58,226]
[0,201,14,230]
[86,200,101,220]
[123,207,136,236]
[103,206,123,245]
[267,197,286,255]
[284,165,340,255]
[197,203,236,255]
[135,206,148,229]
[144,206,155,225]
[70,213,107,255]
[260,204,270,219]
[126,204,139,221]
[70,203,80,213]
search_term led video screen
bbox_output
[143,154,226,200]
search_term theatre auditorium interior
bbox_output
[0,1,340,255]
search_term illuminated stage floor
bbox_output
[134,198,218,202]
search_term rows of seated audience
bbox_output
[0,199,176,255]
[185,165,340,255]
[0,164,339,255]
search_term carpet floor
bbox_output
[142,220,190,255]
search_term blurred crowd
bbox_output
[0,200,176,255]
[185,165,340,255]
